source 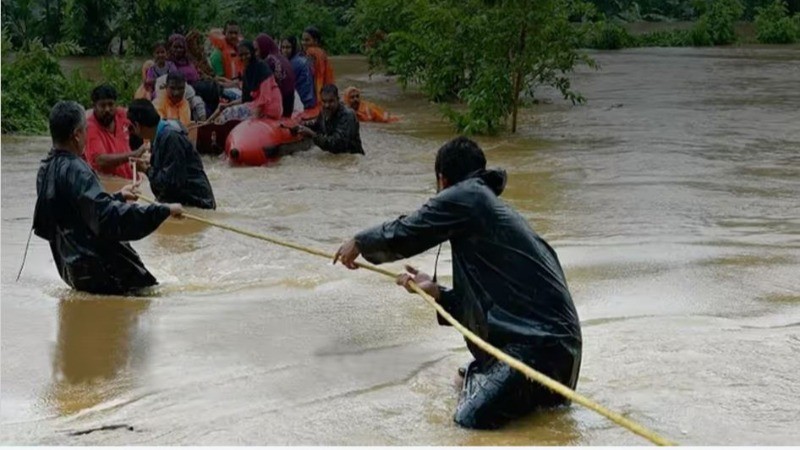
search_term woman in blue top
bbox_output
[281,36,316,109]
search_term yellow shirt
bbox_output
[153,95,191,127]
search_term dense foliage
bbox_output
[754,0,800,42]
[1,0,360,56]
[591,0,799,21]
[1,30,139,134]
[2,0,798,136]
[353,0,596,135]
[587,0,799,47]
[4,0,798,57]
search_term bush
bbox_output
[585,21,635,49]
[755,0,799,43]
[1,37,85,134]
[636,29,694,46]
[694,0,744,45]
[98,57,140,106]
[0,29,140,135]
[355,0,592,135]
[63,69,95,109]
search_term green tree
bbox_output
[693,0,744,45]
[755,0,799,42]
[218,0,355,54]
[355,0,594,134]
[1,30,87,133]
[62,0,119,54]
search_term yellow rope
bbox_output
[139,195,677,446]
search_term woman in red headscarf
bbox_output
[255,33,296,118]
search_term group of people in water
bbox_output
[31,19,582,434]
[133,21,398,129]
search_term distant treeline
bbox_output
[1,0,361,56]
[591,0,799,21]
[3,0,799,57]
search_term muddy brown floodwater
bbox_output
[2,47,799,445]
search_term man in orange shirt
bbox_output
[84,84,148,179]
[153,72,192,126]
[209,21,244,82]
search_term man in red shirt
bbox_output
[84,84,149,179]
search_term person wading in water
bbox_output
[334,136,582,429]
[34,101,183,295]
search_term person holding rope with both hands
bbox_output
[33,101,184,295]
[334,136,582,430]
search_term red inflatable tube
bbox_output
[224,106,321,166]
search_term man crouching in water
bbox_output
[294,84,364,155]
[334,137,582,429]
[33,101,184,295]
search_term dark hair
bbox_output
[238,40,255,55]
[434,136,487,184]
[194,79,222,114]
[166,70,186,85]
[49,101,86,143]
[152,40,167,53]
[91,84,117,103]
[303,26,322,45]
[320,84,338,98]
[283,36,299,58]
[224,20,239,32]
[127,99,161,127]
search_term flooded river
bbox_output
[2,47,799,445]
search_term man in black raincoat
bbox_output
[334,137,582,429]
[127,99,216,209]
[33,101,184,295]
[294,84,364,155]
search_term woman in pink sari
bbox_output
[255,33,296,118]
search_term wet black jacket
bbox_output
[147,121,216,209]
[309,104,364,155]
[33,149,171,294]
[356,170,582,359]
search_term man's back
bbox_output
[149,121,216,209]
[444,171,581,347]
[356,169,581,348]
[34,149,170,294]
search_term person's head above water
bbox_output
[301,26,322,51]
[152,41,168,65]
[224,20,240,48]
[168,34,187,61]
[320,84,340,117]
[280,36,298,59]
[50,101,87,155]
[237,40,256,66]
[343,86,361,111]
[90,84,118,128]
[126,99,162,141]
[166,71,186,102]
[434,136,487,191]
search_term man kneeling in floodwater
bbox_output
[34,101,184,295]
[127,99,216,209]
[293,84,364,155]
[334,137,582,429]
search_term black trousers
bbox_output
[454,341,581,430]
